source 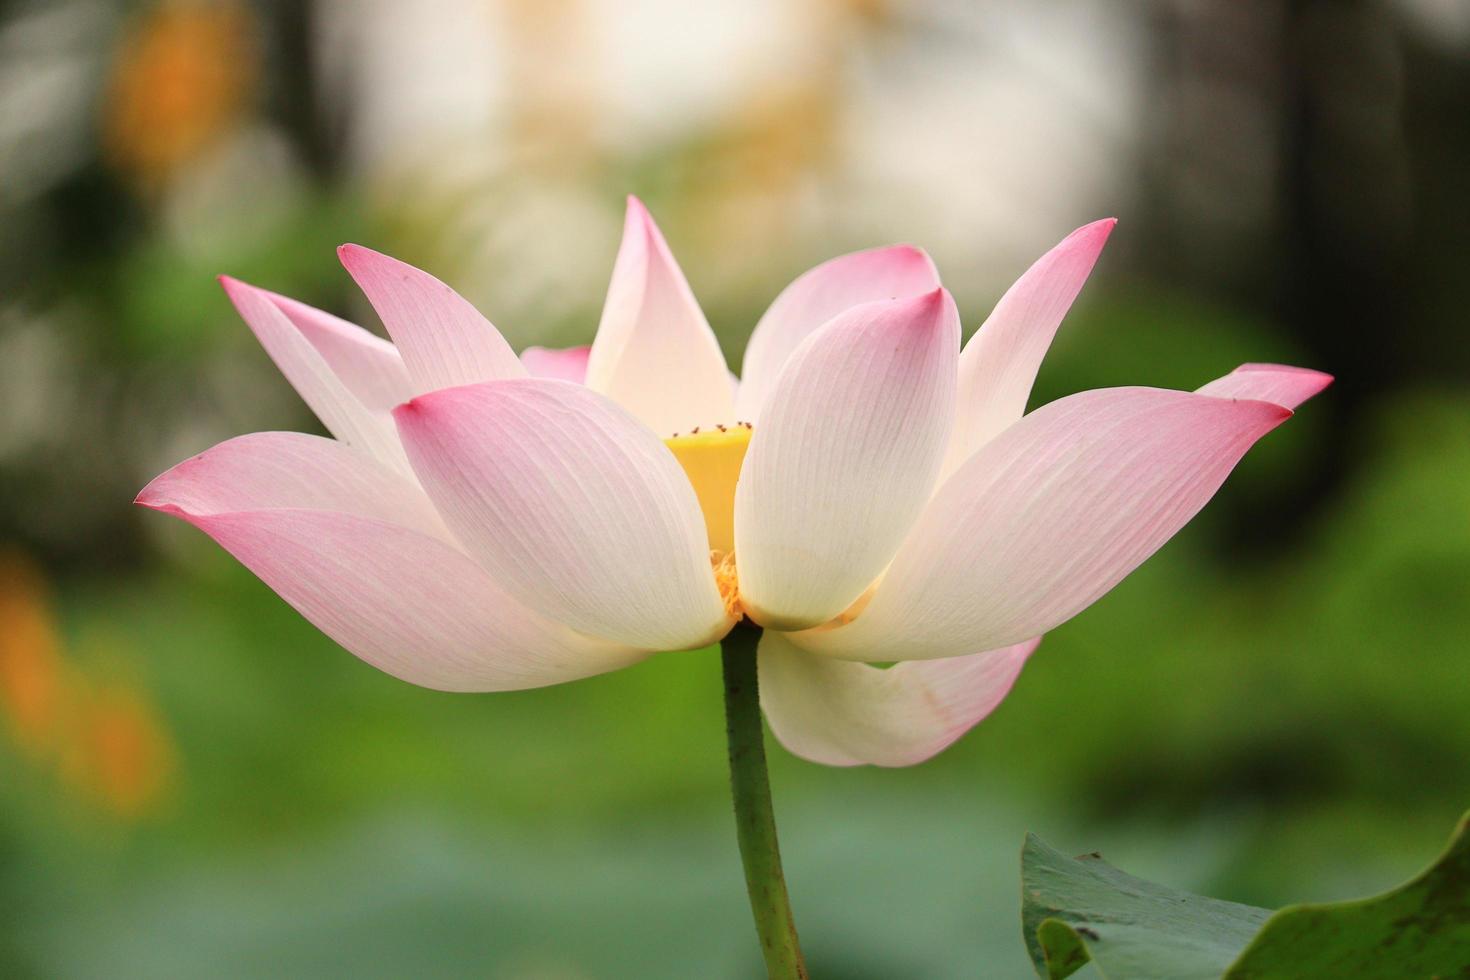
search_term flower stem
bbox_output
[720,621,808,979]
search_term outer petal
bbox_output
[393,379,730,651]
[584,197,734,435]
[1196,363,1334,410]
[166,511,644,691]
[794,386,1293,662]
[736,244,941,421]
[759,631,1039,767]
[220,277,407,470]
[943,219,1115,477]
[137,436,643,692]
[136,431,445,538]
[520,345,590,383]
[338,244,525,395]
[265,290,414,410]
[734,289,959,631]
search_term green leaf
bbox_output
[1224,811,1470,978]
[1022,811,1470,979]
[1021,834,1270,979]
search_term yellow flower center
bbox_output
[666,423,751,618]
[666,423,751,619]
[664,423,752,557]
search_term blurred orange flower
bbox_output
[102,0,259,188]
[0,552,175,820]
[0,556,64,754]
[65,681,176,819]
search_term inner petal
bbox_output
[664,423,752,555]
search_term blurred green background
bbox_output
[1,0,1467,976]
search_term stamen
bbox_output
[712,551,742,619]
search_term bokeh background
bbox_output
[1,0,1467,976]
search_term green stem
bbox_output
[721,622,808,980]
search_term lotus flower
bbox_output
[138,197,1330,767]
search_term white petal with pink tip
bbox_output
[178,511,645,691]
[220,277,407,471]
[264,291,414,411]
[137,433,641,692]
[737,244,941,421]
[520,345,591,384]
[584,198,734,435]
[759,630,1039,767]
[137,431,443,538]
[735,289,959,631]
[1196,363,1334,410]
[944,219,1115,476]
[793,386,1293,662]
[394,379,730,651]
[339,244,524,395]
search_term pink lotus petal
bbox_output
[736,244,940,421]
[584,197,734,435]
[794,386,1291,662]
[219,276,407,470]
[520,345,591,384]
[393,378,730,651]
[169,509,646,692]
[734,289,959,631]
[944,219,1115,476]
[1196,363,1334,410]
[759,632,1039,766]
[338,244,524,395]
[137,432,641,691]
[136,431,445,539]
[264,290,414,410]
